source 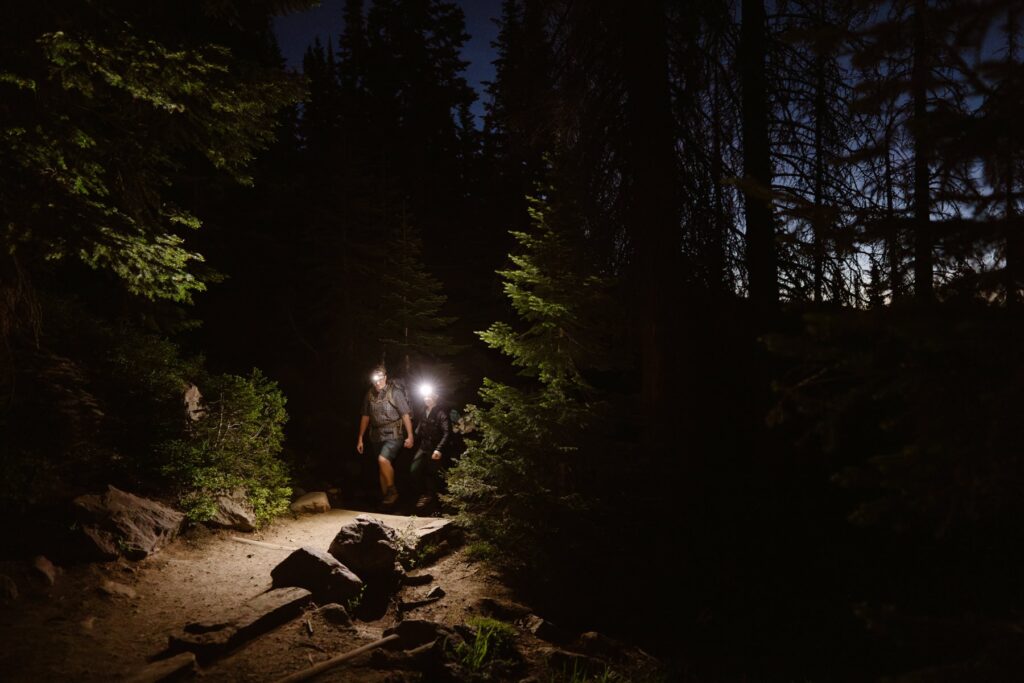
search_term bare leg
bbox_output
[378,456,395,493]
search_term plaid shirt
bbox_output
[362,381,411,440]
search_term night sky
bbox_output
[273,0,502,121]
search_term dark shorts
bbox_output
[372,438,403,462]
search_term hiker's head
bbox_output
[370,366,387,390]
[419,382,438,408]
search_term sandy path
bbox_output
[0,510,458,682]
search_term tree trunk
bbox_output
[911,0,933,300]
[1005,6,1021,306]
[740,0,779,311]
[710,68,727,295]
[812,24,827,304]
[621,0,681,442]
[885,124,901,300]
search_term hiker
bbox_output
[356,366,413,506]
[409,382,451,512]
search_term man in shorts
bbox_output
[356,366,413,506]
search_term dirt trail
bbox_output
[0,510,510,682]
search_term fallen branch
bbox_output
[230,537,299,551]
[273,633,400,683]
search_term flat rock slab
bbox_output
[123,652,197,683]
[168,586,311,661]
[412,518,454,551]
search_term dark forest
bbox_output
[3,0,1024,681]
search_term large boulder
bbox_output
[205,488,256,532]
[327,515,404,583]
[72,486,184,561]
[270,546,363,603]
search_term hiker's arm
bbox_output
[402,414,414,449]
[433,409,451,459]
[357,415,370,454]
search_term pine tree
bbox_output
[851,0,974,300]
[375,215,459,379]
[447,187,622,580]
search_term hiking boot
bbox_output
[415,493,435,511]
[381,487,399,506]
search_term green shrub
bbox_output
[159,369,291,525]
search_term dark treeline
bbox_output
[3,0,1024,680]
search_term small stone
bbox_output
[81,616,96,631]
[523,614,569,644]
[31,556,58,586]
[426,586,446,600]
[403,573,434,586]
[316,603,352,626]
[100,580,137,599]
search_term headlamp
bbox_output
[419,382,436,398]
[371,372,385,383]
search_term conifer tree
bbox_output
[448,186,622,581]
[374,216,459,378]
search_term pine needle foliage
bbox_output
[447,190,622,581]
[376,220,460,373]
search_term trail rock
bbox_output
[575,631,637,662]
[289,492,330,514]
[100,580,137,599]
[403,573,434,586]
[315,603,352,626]
[523,614,570,644]
[31,556,58,586]
[270,546,363,602]
[426,586,446,600]
[205,488,256,532]
[411,518,456,553]
[328,515,404,583]
[169,586,311,661]
[474,597,531,620]
[72,486,184,561]
[124,651,197,683]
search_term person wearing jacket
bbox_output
[410,383,450,511]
